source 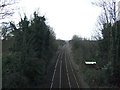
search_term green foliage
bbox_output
[111,21,120,86]
[86,58,96,62]
[97,21,120,87]
[22,58,46,85]
[84,68,106,87]
[3,11,58,88]
[3,53,29,88]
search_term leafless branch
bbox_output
[0,0,19,19]
[92,0,117,40]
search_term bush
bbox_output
[22,58,46,85]
[2,53,29,88]
[3,53,48,88]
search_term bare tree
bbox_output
[0,0,19,19]
[92,0,117,24]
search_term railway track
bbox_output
[50,44,80,88]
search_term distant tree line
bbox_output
[2,12,57,88]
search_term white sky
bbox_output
[11,0,102,40]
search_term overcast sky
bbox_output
[11,0,102,40]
